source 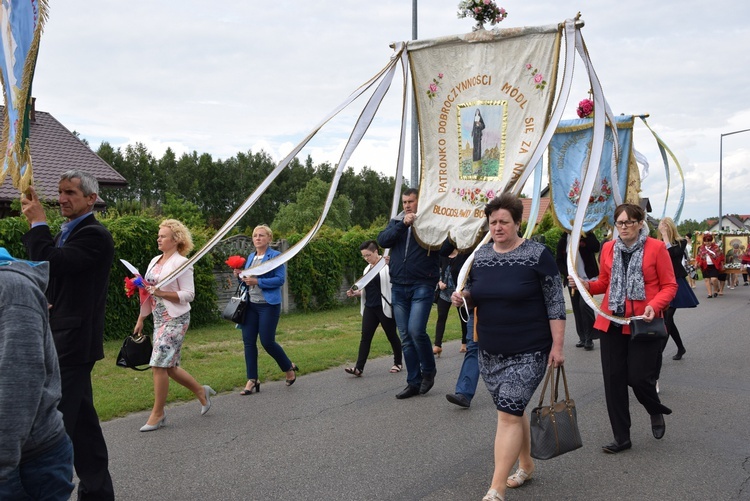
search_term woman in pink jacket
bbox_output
[134,219,215,432]
[572,204,676,454]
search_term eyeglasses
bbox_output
[614,220,639,228]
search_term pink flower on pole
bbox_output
[438,73,444,79]
[429,83,437,93]
[534,73,544,84]
[526,63,532,70]
[486,189,495,199]
[576,98,594,118]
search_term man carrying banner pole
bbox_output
[378,188,440,399]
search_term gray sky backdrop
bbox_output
[31,1,750,223]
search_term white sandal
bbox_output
[506,467,533,488]
[482,488,504,501]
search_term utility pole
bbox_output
[410,0,419,188]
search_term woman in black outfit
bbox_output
[433,241,469,356]
[657,218,699,361]
[344,240,403,376]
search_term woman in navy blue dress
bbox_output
[452,193,565,501]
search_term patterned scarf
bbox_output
[608,226,648,314]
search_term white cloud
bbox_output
[29,0,750,222]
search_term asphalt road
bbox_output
[92,284,750,501]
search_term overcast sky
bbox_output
[30,0,750,223]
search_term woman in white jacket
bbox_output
[344,240,402,376]
[134,219,215,432]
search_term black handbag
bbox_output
[530,365,583,460]
[116,333,153,371]
[629,299,668,341]
[629,317,668,341]
[222,284,248,323]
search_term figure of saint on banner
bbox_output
[458,101,506,180]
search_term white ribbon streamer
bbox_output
[154,46,406,289]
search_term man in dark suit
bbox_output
[556,231,600,351]
[22,170,115,500]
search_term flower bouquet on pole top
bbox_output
[457,0,508,31]
[577,98,594,119]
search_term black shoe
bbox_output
[602,440,632,454]
[575,341,585,348]
[419,371,436,395]
[584,341,594,351]
[396,385,420,399]
[672,348,686,361]
[651,414,665,439]
[446,393,471,408]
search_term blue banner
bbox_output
[0,0,47,193]
[548,115,633,231]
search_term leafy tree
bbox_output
[162,193,206,228]
[677,218,705,236]
[272,178,351,236]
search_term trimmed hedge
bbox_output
[286,226,382,311]
[0,214,218,341]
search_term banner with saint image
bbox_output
[407,24,561,250]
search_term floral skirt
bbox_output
[150,301,190,368]
[479,349,548,416]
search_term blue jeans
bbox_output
[0,434,74,501]
[241,301,292,379]
[455,312,479,401]
[391,283,436,387]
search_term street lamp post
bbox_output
[719,128,750,230]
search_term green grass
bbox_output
[95,304,464,421]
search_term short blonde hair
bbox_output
[160,219,194,256]
[253,224,273,240]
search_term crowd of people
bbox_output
[2,170,745,500]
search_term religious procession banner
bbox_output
[548,115,640,232]
[0,0,47,194]
[408,25,561,250]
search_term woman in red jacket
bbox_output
[571,204,677,454]
[695,233,723,298]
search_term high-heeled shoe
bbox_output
[285,363,299,386]
[200,385,216,415]
[139,413,166,432]
[240,379,260,395]
[433,346,442,357]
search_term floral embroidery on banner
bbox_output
[567,178,613,205]
[452,186,496,206]
[426,72,444,102]
[524,63,547,92]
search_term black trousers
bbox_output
[568,287,596,343]
[59,363,115,501]
[356,305,402,370]
[599,324,672,444]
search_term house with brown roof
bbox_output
[0,99,126,217]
